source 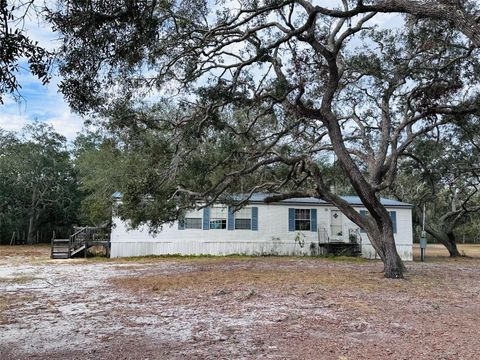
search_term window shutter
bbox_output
[288,208,295,232]
[390,211,397,234]
[251,207,258,231]
[178,215,185,230]
[227,207,234,231]
[310,208,317,232]
[359,210,367,233]
[202,207,210,230]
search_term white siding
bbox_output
[110,204,413,260]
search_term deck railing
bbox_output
[69,227,109,250]
[348,228,362,245]
[318,228,330,244]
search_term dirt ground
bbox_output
[1,245,480,360]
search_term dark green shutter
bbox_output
[252,207,258,231]
[310,209,317,232]
[178,215,185,230]
[390,211,397,234]
[359,210,367,233]
[288,208,295,231]
[202,207,210,230]
[228,207,234,230]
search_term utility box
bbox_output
[420,231,427,262]
[420,238,427,249]
[420,231,427,249]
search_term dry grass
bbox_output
[0,275,38,284]
[111,260,446,299]
[0,245,51,266]
[0,244,50,257]
[0,294,34,325]
[3,245,480,359]
[413,243,480,259]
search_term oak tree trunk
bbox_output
[27,215,35,245]
[444,232,462,257]
[425,223,463,258]
[366,209,406,278]
[325,117,405,279]
[27,188,37,245]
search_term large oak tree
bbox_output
[51,0,480,278]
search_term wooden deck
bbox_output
[318,242,362,257]
[51,227,110,259]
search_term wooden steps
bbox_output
[50,227,110,259]
[70,244,86,257]
[51,239,70,259]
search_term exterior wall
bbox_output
[110,204,413,260]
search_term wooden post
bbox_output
[50,231,55,259]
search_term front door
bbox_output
[330,210,343,240]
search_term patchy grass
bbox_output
[112,253,369,264]
[2,246,480,359]
[111,259,444,299]
[0,294,35,325]
[0,275,38,284]
[0,244,50,257]
[413,244,480,260]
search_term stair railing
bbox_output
[348,228,363,250]
[70,227,88,250]
[317,227,329,244]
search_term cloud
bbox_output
[44,110,84,140]
[0,74,84,140]
[0,3,82,140]
[0,106,84,141]
[0,113,29,132]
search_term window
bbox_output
[234,208,252,230]
[210,207,227,230]
[210,219,227,229]
[184,218,202,229]
[359,210,397,234]
[235,219,251,230]
[179,209,203,230]
[295,209,311,231]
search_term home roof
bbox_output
[112,191,411,208]
[243,193,411,208]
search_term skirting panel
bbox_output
[111,240,413,261]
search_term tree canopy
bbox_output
[0,0,52,103]
[393,117,480,256]
[0,122,81,243]
[49,0,480,277]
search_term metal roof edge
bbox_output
[246,199,412,208]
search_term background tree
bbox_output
[0,122,81,244]
[73,130,126,226]
[0,129,22,243]
[51,1,480,278]
[392,119,480,256]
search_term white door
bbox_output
[330,210,343,240]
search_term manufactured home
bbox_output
[110,194,413,260]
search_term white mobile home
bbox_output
[110,194,413,260]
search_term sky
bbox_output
[1,8,84,141]
[0,1,402,142]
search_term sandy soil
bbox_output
[1,245,480,360]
